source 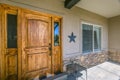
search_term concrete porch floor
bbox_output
[79,61,120,80]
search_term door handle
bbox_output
[49,43,52,56]
[49,43,52,51]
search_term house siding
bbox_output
[0,0,108,68]
[108,15,120,63]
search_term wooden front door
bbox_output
[21,11,52,79]
[1,5,18,80]
[0,4,62,80]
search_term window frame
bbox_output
[81,22,102,54]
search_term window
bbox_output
[7,14,17,48]
[54,22,60,46]
[82,23,101,53]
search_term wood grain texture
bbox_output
[0,4,63,80]
[1,4,6,80]
[0,4,18,80]
[21,11,52,80]
[0,4,2,80]
[53,46,61,72]
[52,18,62,73]
[6,49,18,80]
[5,10,18,80]
[27,19,49,47]
[17,8,22,80]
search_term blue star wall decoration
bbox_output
[68,32,76,43]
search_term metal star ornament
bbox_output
[68,32,76,43]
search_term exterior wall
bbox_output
[108,15,120,63]
[79,51,108,68]
[108,50,120,63]
[0,0,108,67]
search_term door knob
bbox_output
[49,43,52,56]
[49,43,52,51]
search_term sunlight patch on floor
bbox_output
[78,61,120,80]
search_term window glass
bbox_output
[7,14,17,48]
[82,23,101,53]
[94,26,101,51]
[54,22,59,46]
[82,24,93,53]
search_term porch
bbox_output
[0,0,120,80]
[79,61,120,80]
[37,61,120,80]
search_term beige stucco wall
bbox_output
[108,15,120,63]
[0,0,108,59]
[109,15,120,49]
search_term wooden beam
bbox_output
[64,0,80,9]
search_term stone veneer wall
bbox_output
[79,51,108,68]
[108,49,120,63]
[64,51,108,70]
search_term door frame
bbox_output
[0,3,63,80]
[0,4,20,80]
[0,4,2,80]
[51,17,63,73]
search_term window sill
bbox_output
[82,51,102,55]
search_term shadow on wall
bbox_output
[108,49,120,64]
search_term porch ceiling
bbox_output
[76,0,120,18]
